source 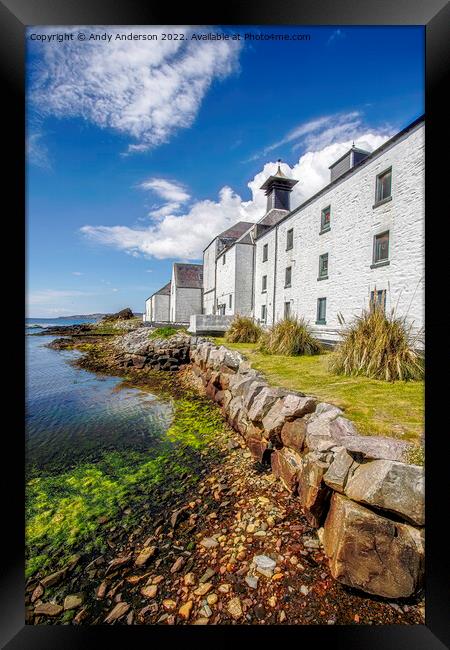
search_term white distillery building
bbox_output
[143,282,171,323]
[170,263,203,323]
[252,115,424,343]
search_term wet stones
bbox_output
[323,493,424,598]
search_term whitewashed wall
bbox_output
[234,243,255,316]
[254,121,425,341]
[203,239,217,315]
[171,287,203,323]
[216,247,236,314]
[152,294,170,322]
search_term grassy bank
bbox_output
[214,339,424,443]
[26,388,227,579]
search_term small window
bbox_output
[222,254,226,265]
[375,168,392,203]
[286,229,293,251]
[262,243,268,262]
[261,304,267,322]
[284,301,291,319]
[370,289,386,312]
[321,206,331,232]
[318,253,328,279]
[262,275,267,292]
[373,231,389,264]
[229,294,232,309]
[316,298,326,324]
[285,266,292,288]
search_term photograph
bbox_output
[24,23,426,628]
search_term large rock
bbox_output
[323,493,424,598]
[280,419,307,453]
[305,414,357,452]
[297,452,331,527]
[247,437,271,463]
[262,394,316,440]
[342,436,412,463]
[247,387,289,424]
[228,374,257,399]
[242,381,267,411]
[344,460,425,526]
[102,307,134,322]
[323,447,357,493]
[271,448,303,492]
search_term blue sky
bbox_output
[26,26,424,317]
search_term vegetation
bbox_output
[225,315,262,343]
[214,338,424,442]
[259,316,322,356]
[329,303,424,381]
[149,326,187,339]
[26,392,227,578]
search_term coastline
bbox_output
[26,323,424,625]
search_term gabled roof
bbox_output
[173,263,203,289]
[203,221,254,253]
[145,281,171,301]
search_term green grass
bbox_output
[148,326,188,339]
[214,338,424,443]
[26,393,227,579]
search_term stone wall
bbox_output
[188,339,425,600]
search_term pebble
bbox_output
[34,602,63,617]
[200,567,216,583]
[63,594,84,610]
[134,546,157,567]
[192,617,209,625]
[194,582,213,596]
[200,537,219,549]
[184,572,196,586]
[227,597,243,620]
[300,585,309,596]
[218,584,231,593]
[253,555,276,570]
[245,576,258,589]
[170,557,185,573]
[162,599,177,611]
[104,602,130,624]
[178,600,193,620]
[207,593,218,605]
[140,585,158,598]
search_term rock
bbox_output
[184,572,196,586]
[192,617,210,625]
[199,567,216,583]
[229,375,256,398]
[247,387,289,424]
[134,546,157,567]
[194,582,213,596]
[178,600,193,620]
[299,585,309,596]
[102,307,134,322]
[246,437,270,463]
[342,436,412,463]
[297,452,331,527]
[207,593,218,605]
[271,448,303,493]
[218,584,231,593]
[315,403,343,418]
[323,447,357,493]
[227,596,243,620]
[242,381,267,411]
[106,553,132,574]
[162,599,177,611]
[140,585,158,598]
[199,604,212,618]
[40,568,66,588]
[245,576,259,589]
[200,537,219,549]
[170,507,188,529]
[262,395,316,439]
[323,493,424,598]
[34,602,63,617]
[253,555,276,571]
[96,581,108,599]
[31,584,44,603]
[280,419,307,452]
[104,602,130,623]
[344,460,425,526]
[170,557,185,573]
[63,594,84,610]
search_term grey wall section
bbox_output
[172,287,203,323]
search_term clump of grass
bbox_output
[329,302,424,381]
[259,316,322,356]
[225,315,262,343]
[149,326,187,339]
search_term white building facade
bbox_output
[253,116,424,343]
[170,263,203,323]
[143,282,171,323]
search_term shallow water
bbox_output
[26,333,173,473]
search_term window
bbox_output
[286,229,294,251]
[318,253,328,279]
[285,266,292,288]
[262,275,267,292]
[375,168,392,204]
[261,304,267,322]
[373,231,389,264]
[321,206,331,232]
[316,298,326,324]
[284,301,291,319]
[262,243,268,262]
[222,254,226,265]
[370,289,386,312]
[229,294,232,309]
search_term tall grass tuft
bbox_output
[259,316,322,356]
[225,315,262,343]
[329,301,424,381]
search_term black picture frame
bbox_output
[2,1,449,647]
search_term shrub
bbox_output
[259,316,322,356]
[148,326,187,339]
[329,302,424,381]
[225,315,262,343]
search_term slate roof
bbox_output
[203,221,254,253]
[173,263,203,289]
[145,282,171,301]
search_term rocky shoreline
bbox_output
[26,323,425,625]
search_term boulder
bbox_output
[221,390,233,411]
[242,381,267,411]
[102,307,134,322]
[229,375,257,399]
[344,460,425,526]
[228,396,243,425]
[247,437,271,463]
[245,422,264,442]
[247,387,289,424]
[297,452,331,527]
[342,435,412,463]
[315,402,343,419]
[271,448,303,492]
[262,394,316,440]
[305,415,358,451]
[280,419,307,452]
[323,447,357,493]
[323,493,424,598]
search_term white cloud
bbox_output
[139,178,190,203]
[29,26,241,153]
[27,131,51,169]
[72,271,83,276]
[80,127,391,261]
